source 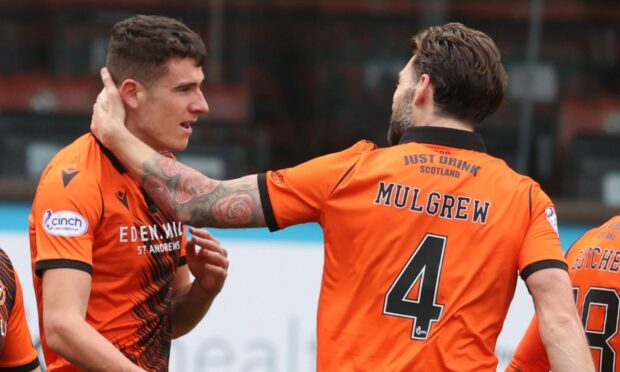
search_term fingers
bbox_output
[100,67,115,89]
[188,227,226,257]
[186,232,229,294]
[192,238,228,259]
[99,67,122,106]
[185,227,229,269]
[196,264,228,294]
[185,227,229,285]
[201,263,228,278]
[91,90,106,134]
[189,227,218,243]
[200,263,228,282]
[92,67,125,137]
[194,246,229,269]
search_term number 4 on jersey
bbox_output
[383,234,446,340]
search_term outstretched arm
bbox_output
[140,155,263,227]
[91,68,265,228]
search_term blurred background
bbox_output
[0,0,619,370]
[0,0,619,219]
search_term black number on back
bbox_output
[383,234,446,340]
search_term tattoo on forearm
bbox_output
[141,153,265,227]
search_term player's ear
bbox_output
[413,73,433,106]
[118,79,142,109]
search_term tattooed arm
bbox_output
[91,67,265,228]
[142,155,265,227]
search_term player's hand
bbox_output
[186,227,229,298]
[91,67,127,147]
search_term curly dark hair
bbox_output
[410,22,508,125]
[106,14,206,87]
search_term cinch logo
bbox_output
[43,209,88,237]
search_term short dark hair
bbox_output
[410,22,508,125]
[106,14,206,87]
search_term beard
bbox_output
[387,88,415,146]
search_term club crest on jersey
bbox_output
[545,206,559,235]
[270,171,284,185]
[43,209,88,237]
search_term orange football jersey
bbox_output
[259,127,566,371]
[29,133,186,372]
[0,248,40,370]
[508,215,620,372]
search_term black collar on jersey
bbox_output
[398,126,487,153]
[93,134,159,212]
[94,135,127,174]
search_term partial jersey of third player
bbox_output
[508,215,620,372]
[568,216,620,372]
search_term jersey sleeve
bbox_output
[0,271,40,370]
[31,166,103,276]
[518,183,567,280]
[506,315,550,372]
[258,140,376,231]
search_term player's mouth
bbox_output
[180,121,194,134]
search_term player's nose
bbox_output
[191,89,209,114]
